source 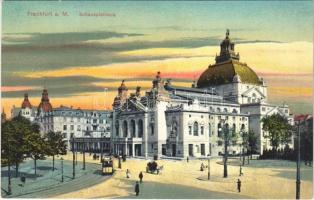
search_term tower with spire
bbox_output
[215,29,240,64]
[1,108,6,124]
[19,93,36,121]
[37,89,53,116]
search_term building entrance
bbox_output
[135,144,142,156]
[172,144,176,156]
[189,144,193,156]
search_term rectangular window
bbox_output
[70,125,74,130]
[201,144,205,156]
[218,141,223,146]
[63,125,67,131]
[151,125,154,135]
[93,119,97,123]
[100,119,103,124]
[77,125,81,131]
[262,107,266,111]
[201,126,204,135]
[188,126,192,135]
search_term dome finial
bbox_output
[226,29,230,38]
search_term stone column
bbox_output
[124,138,128,156]
[132,143,135,157]
[143,115,148,159]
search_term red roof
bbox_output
[294,114,313,122]
[38,102,52,112]
[37,89,52,112]
[21,93,32,109]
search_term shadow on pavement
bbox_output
[112,178,249,199]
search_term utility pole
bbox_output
[296,120,301,199]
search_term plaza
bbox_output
[57,155,313,199]
[2,152,311,199]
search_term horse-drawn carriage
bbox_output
[146,161,163,174]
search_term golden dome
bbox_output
[197,60,262,87]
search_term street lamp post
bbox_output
[7,151,12,195]
[100,133,104,163]
[222,120,228,178]
[207,156,211,180]
[61,157,64,182]
[118,156,122,169]
[83,137,86,170]
[72,137,75,179]
[296,120,301,199]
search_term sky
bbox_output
[1,1,313,117]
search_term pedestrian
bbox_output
[239,165,243,176]
[126,169,130,178]
[139,171,143,183]
[187,156,189,163]
[200,163,205,171]
[135,181,140,196]
[237,179,241,193]
[21,175,26,187]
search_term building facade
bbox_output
[111,31,293,158]
[11,90,112,151]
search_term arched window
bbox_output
[130,120,136,137]
[224,123,229,136]
[232,123,236,136]
[232,109,237,114]
[123,120,128,138]
[252,93,256,98]
[208,123,212,136]
[223,108,228,113]
[241,124,245,131]
[193,122,199,136]
[115,121,119,137]
[138,119,143,138]
[150,124,154,135]
[217,107,221,113]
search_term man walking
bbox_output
[135,181,140,196]
[126,169,130,178]
[139,171,143,183]
[239,165,244,176]
[237,179,241,193]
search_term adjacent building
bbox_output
[11,90,112,150]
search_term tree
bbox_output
[1,116,31,177]
[241,130,258,164]
[24,123,46,176]
[221,122,239,178]
[261,114,293,157]
[299,117,313,163]
[45,131,67,171]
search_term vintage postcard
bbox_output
[1,1,313,199]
